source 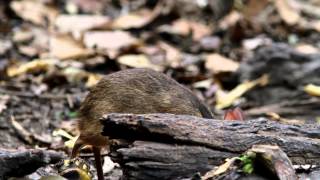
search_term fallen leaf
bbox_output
[12,29,33,43]
[193,79,213,89]
[71,0,106,13]
[158,42,182,68]
[49,35,94,59]
[83,31,139,58]
[274,0,300,25]
[205,54,239,73]
[55,15,111,34]
[202,157,238,179]
[0,40,12,55]
[165,19,212,41]
[242,0,270,18]
[0,95,9,114]
[199,36,221,51]
[7,59,58,77]
[295,44,319,54]
[112,7,160,29]
[53,129,77,149]
[218,11,242,30]
[216,75,269,109]
[10,0,58,26]
[304,84,320,97]
[242,36,272,50]
[86,73,102,87]
[18,45,38,57]
[118,54,163,71]
[266,112,304,125]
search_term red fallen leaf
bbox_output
[223,107,245,121]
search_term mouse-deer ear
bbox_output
[223,107,245,121]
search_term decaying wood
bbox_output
[0,149,65,179]
[101,113,320,179]
[249,145,298,180]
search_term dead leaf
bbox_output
[118,54,163,71]
[10,116,33,144]
[218,11,242,30]
[205,54,239,74]
[242,0,270,18]
[0,95,9,114]
[7,59,58,77]
[0,40,12,55]
[70,0,106,13]
[49,35,94,60]
[266,112,304,125]
[112,7,160,29]
[295,44,319,54]
[274,0,300,25]
[166,19,212,41]
[202,158,238,179]
[216,75,269,109]
[18,46,38,57]
[304,84,320,97]
[55,15,111,34]
[158,42,182,68]
[12,29,33,43]
[86,73,102,87]
[10,0,58,26]
[193,79,213,89]
[53,129,77,149]
[83,31,139,58]
[242,36,272,50]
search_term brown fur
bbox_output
[71,68,214,179]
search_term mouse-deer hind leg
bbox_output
[93,146,104,180]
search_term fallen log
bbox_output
[0,148,65,179]
[101,113,320,179]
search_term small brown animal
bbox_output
[71,68,213,180]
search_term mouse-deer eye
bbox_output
[223,107,245,121]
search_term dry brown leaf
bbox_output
[274,0,300,25]
[49,35,94,60]
[215,75,269,109]
[18,46,38,57]
[12,30,33,43]
[84,31,139,58]
[0,40,12,55]
[242,0,270,18]
[202,158,238,179]
[7,59,58,77]
[304,84,320,97]
[112,7,160,29]
[310,21,320,32]
[158,42,181,68]
[62,67,102,87]
[170,19,211,41]
[70,0,106,13]
[218,11,242,30]
[205,54,239,74]
[55,15,111,33]
[10,0,58,26]
[295,44,319,54]
[0,95,9,115]
[118,54,163,71]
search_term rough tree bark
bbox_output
[101,113,320,179]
